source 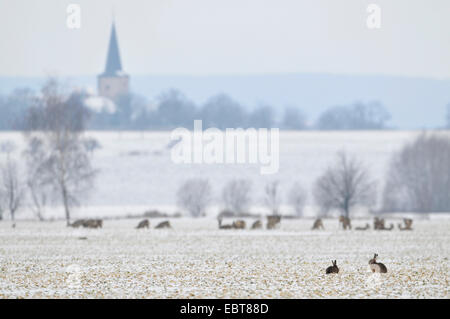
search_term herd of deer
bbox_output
[325,253,388,274]
[69,216,412,233]
[218,215,281,230]
[68,218,172,229]
[135,219,171,229]
[69,219,103,229]
[312,217,413,231]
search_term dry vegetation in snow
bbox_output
[0,218,448,298]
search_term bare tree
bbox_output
[313,151,376,218]
[263,181,282,215]
[0,153,24,226]
[23,79,97,225]
[288,182,307,217]
[446,104,450,129]
[23,137,49,221]
[0,191,4,221]
[176,179,212,217]
[222,179,252,215]
[382,133,450,212]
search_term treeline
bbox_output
[0,85,400,130]
[177,133,450,218]
[1,80,449,224]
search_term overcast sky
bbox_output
[1,0,449,78]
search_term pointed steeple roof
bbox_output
[102,22,125,76]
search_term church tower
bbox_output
[98,22,129,100]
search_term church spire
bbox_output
[103,21,123,76]
[98,20,129,99]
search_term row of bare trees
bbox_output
[175,133,450,217]
[176,178,307,218]
[0,79,98,226]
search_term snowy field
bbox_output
[2,130,449,218]
[0,218,448,299]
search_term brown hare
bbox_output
[311,218,324,230]
[369,253,387,273]
[136,219,149,229]
[155,221,171,229]
[251,220,262,230]
[326,260,339,274]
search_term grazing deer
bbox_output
[325,260,339,274]
[311,218,324,230]
[374,217,385,230]
[82,219,103,229]
[232,220,246,229]
[355,223,370,231]
[136,219,149,229]
[251,220,262,230]
[339,216,352,230]
[69,219,86,228]
[218,218,233,229]
[368,253,388,273]
[398,218,413,231]
[155,221,171,229]
[379,223,394,231]
[266,215,281,230]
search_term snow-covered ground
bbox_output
[0,218,448,298]
[2,130,448,219]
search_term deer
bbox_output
[325,260,339,274]
[355,223,370,231]
[374,217,385,230]
[232,220,246,230]
[69,219,86,228]
[266,215,281,230]
[155,221,171,229]
[380,223,394,231]
[81,219,103,229]
[368,253,388,273]
[339,216,352,230]
[69,219,101,229]
[251,220,262,230]
[218,218,233,229]
[311,218,324,230]
[398,218,413,231]
[136,219,149,229]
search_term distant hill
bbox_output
[1,73,449,129]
